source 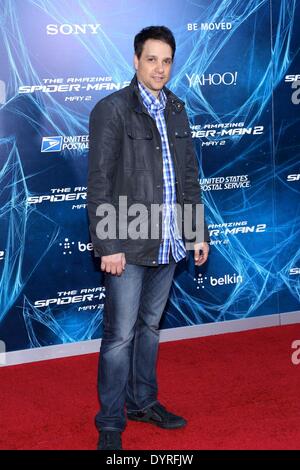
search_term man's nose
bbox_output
[155,62,164,73]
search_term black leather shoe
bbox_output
[97,431,122,450]
[127,402,187,429]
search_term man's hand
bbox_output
[194,242,209,266]
[101,253,126,276]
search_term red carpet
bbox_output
[0,324,300,450]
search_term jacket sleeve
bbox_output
[183,112,210,243]
[87,99,122,257]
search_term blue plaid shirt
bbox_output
[138,81,186,264]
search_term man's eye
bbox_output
[148,58,155,62]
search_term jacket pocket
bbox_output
[126,125,153,140]
[174,127,190,170]
[125,125,154,170]
[174,127,190,138]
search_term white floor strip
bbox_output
[1,311,300,367]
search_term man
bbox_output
[87,26,209,450]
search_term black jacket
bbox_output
[87,75,209,266]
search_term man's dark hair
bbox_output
[134,26,176,59]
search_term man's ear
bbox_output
[134,54,139,71]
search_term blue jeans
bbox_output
[95,260,177,431]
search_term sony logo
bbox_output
[46,24,101,35]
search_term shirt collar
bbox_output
[138,81,167,112]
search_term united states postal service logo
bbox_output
[41,136,63,152]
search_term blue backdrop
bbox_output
[0,0,299,352]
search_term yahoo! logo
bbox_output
[46,24,101,35]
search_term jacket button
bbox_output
[156,146,160,150]
[175,132,178,136]
[152,261,156,264]
[156,184,161,189]
[170,143,174,147]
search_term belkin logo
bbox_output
[210,273,243,286]
[46,24,101,35]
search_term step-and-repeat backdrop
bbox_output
[0,0,299,353]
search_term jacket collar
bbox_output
[129,74,185,114]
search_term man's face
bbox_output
[134,39,173,96]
